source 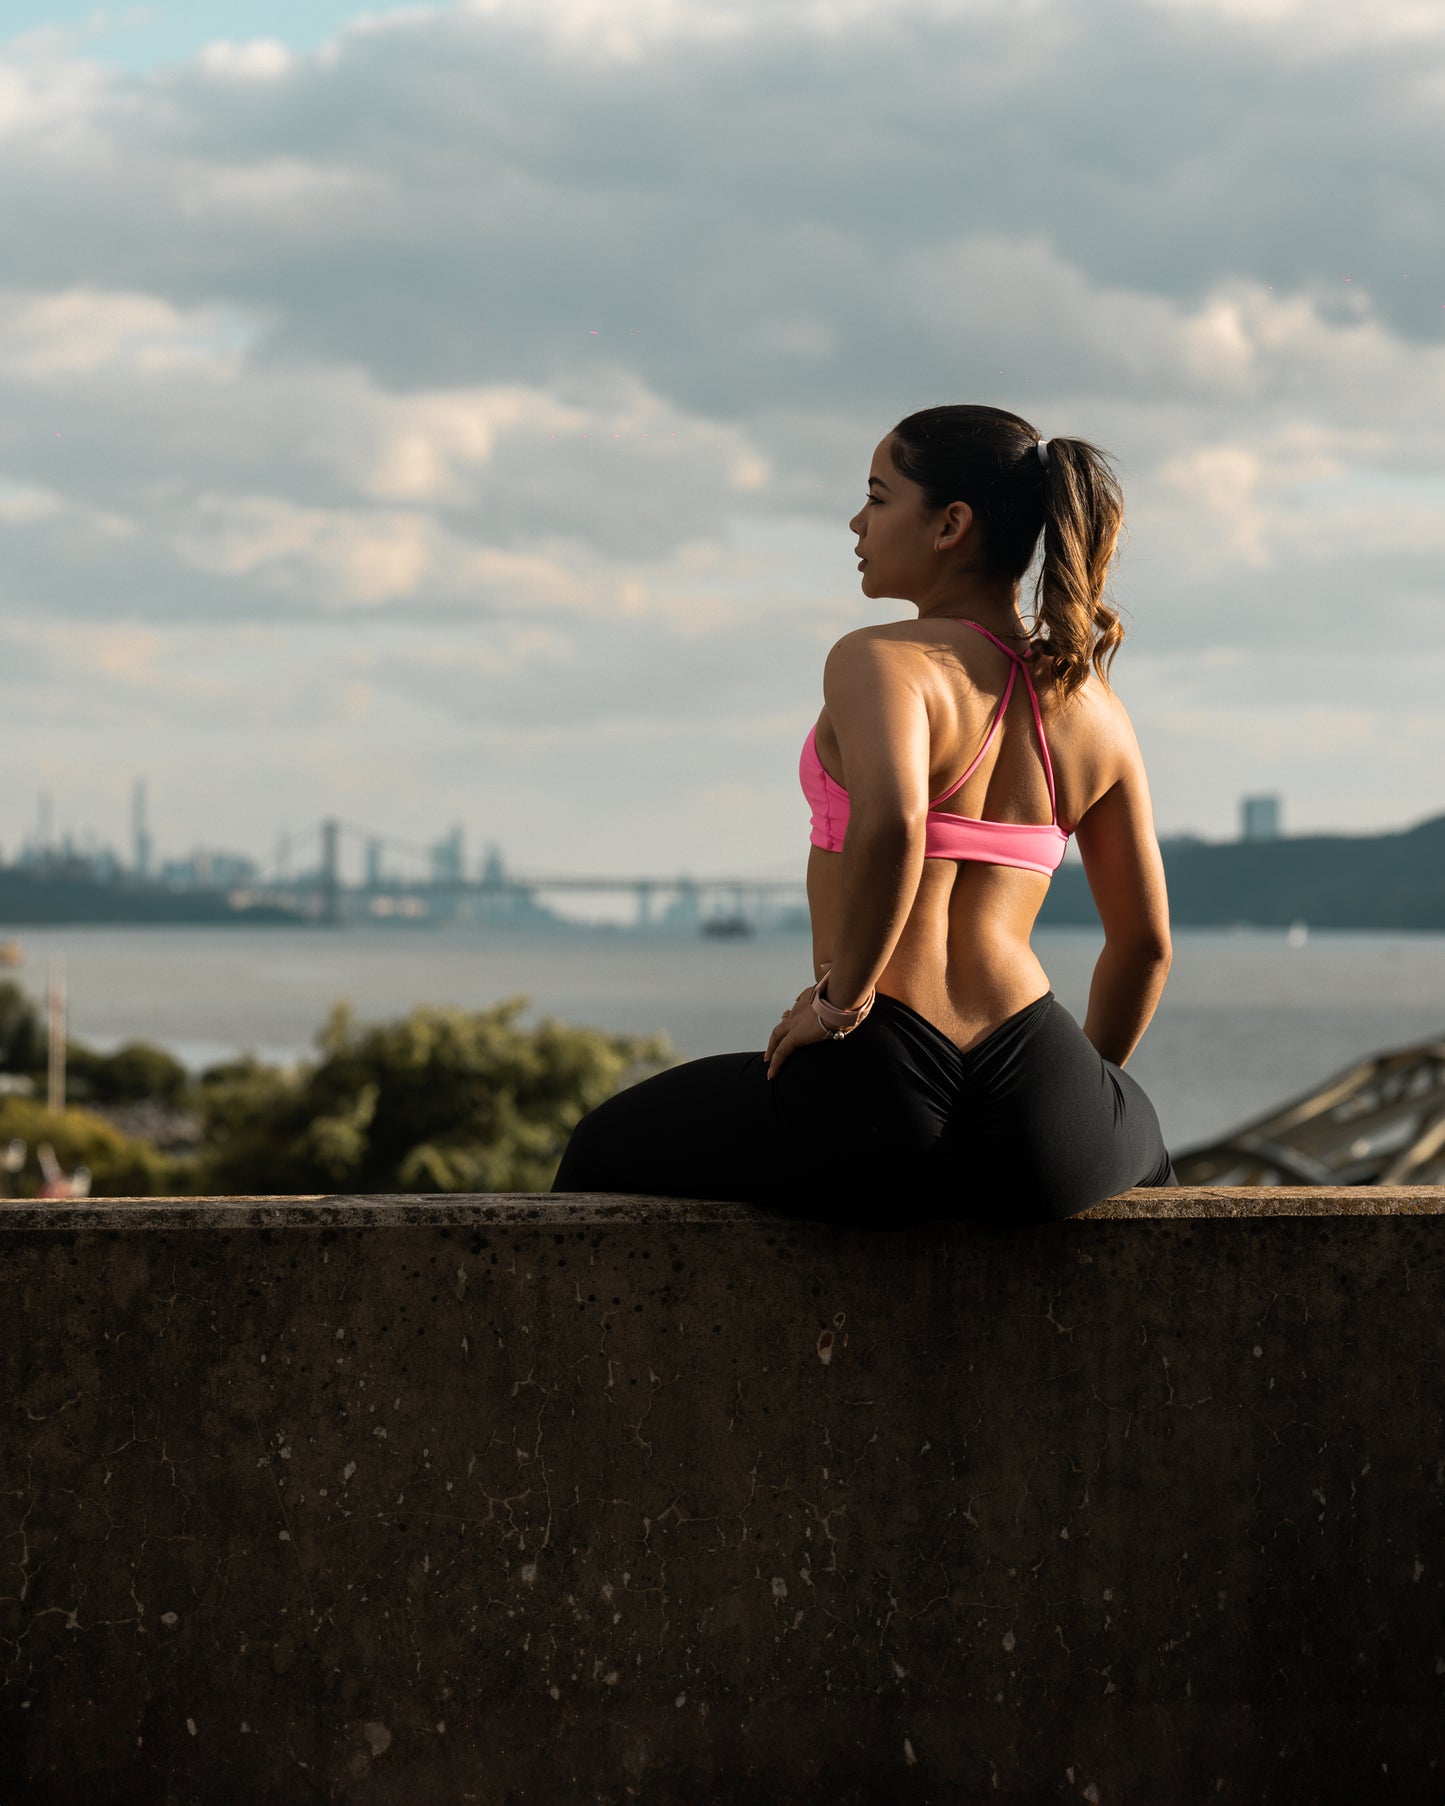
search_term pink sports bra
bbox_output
[799,620,1070,877]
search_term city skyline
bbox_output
[13,769,1419,894]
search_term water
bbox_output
[4,924,1444,1153]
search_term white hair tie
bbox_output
[1037,438,1051,467]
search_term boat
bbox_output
[701,916,754,939]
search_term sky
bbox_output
[1,0,1443,884]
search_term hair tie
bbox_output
[1037,438,1051,468]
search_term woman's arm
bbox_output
[805,845,836,981]
[1072,710,1172,1067]
[767,633,929,1076]
[810,633,934,1001]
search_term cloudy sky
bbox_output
[1,0,1442,886]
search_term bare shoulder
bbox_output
[826,621,915,659]
[823,622,923,684]
[1036,660,1146,821]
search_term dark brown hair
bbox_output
[889,403,1125,698]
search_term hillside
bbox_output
[1038,813,1445,930]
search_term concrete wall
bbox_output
[1,1190,1441,1805]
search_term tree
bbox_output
[0,979,44,1075]
[188,996,669,1196]
[67,1039,191,1106]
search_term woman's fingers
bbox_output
[767,1013,800,1078]
[768,997,834,1078]
[767,980,839,1077]
[768,987,815,1067]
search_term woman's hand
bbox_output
[766,980,831,1079]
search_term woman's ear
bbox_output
[935,500,974,552]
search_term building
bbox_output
[1241,794,1281,843]
[158,850,261,890]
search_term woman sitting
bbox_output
[554,403,1177,1228]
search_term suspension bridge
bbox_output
[253,819,809,930]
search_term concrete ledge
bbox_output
[1,1184,1442,1230]
[2,1191,1441,1804]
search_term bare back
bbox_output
[807,617,1165,1054]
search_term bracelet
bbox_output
[811,975,876,1039]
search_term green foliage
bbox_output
[0,1096,186,1199]
[0,979,44,1074]
[0,985,668,1198]
[186,996,670,1196]
[66,1039,192,1106]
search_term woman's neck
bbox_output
[913,586,1026,636]
[912,563,1019,617]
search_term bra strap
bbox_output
[951,618,1028,662]
[1019,662,1059,824]
[941,618,1057,823]
[930,661,1016,804]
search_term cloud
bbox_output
[0,284,260,377]
[194,39,294,82]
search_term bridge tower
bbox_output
[320,818,341,926]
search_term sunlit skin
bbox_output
[765,431,1172,1078]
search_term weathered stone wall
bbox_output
[1,1190,1442,1805]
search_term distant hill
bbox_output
[1039,813,1445,931]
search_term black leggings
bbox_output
[553,990,1177,1229]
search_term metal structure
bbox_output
[259,818,808,931]
[1173,1039,1445,1186]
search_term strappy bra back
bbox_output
[798,619,1071,877]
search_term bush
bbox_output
[185,996,670,1196]
[66,1039,192,1106]
[0,1096,186,1199]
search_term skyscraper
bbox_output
[1241,794,1281,842]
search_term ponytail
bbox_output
[889,405,1127,700]
[1031,437,1124,700]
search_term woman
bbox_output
[554,404,1177,1227]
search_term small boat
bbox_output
[701,916,753,939]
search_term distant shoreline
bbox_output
[4,809,1444,932]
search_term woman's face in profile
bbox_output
[848,434,923,600]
